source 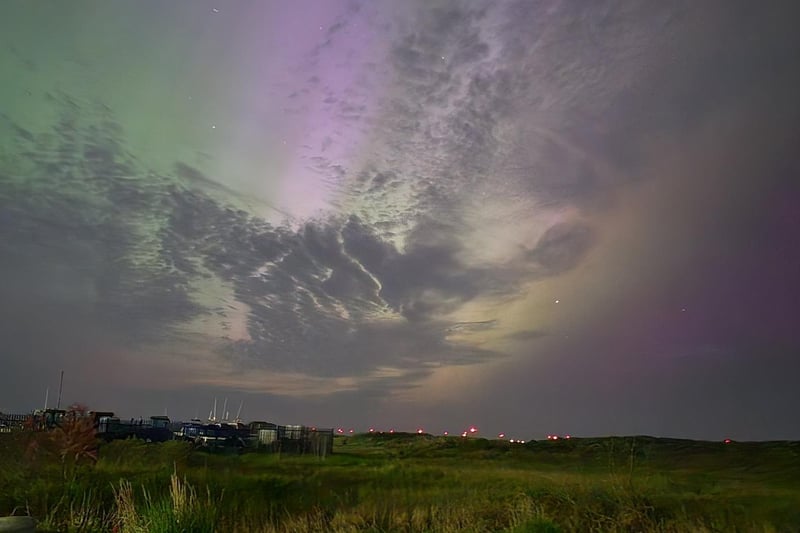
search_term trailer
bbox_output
[175,421,251,448]
[96,415,173,442]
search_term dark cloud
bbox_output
[341,215,521,321]
[0,102,200,345]
[526,222,596,275]
[195,211,525,376]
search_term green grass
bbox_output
[1,432,798,531]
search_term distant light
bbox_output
[211,8,219,13]
[417,428,424,434]
[461,431,468,437]
[349,429,354,434]
[337,428,344,434]
[211,124,216,129]
[369,428,375,433]
[565,435,571,439]
[498,433,505,439]
[519,440,525,444]
[555,299,560,304]
[443,431,449,436]
[509,439,515,443]
[389,429,394,434]
[552,435,559,440]
[724,438,732,444]
[469,426,478,433]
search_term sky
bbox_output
[1,0,798,441]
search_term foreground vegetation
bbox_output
[1,430,799,532]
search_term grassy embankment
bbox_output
[1,431,799,532]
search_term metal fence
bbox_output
[251,423,334,457]
[0,413,29,432]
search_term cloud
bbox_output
[1,91,535,400]
[0,103,200,345]
[446,320,498,334]
[526,222,596,276]
[0,2,633,410]
[505,329,547,342]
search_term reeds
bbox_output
[111,469,219,533]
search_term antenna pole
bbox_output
[44,387,49,410]
[56,370,64,410]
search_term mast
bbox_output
[56,370,64,410]
[44,387,49,410]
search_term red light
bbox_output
[724,438,732,444]
[498,433,505,439]
[368,428,375,433]
[443,431,449,436]
[461,431,467,437]
[565,435,571,439]
[389,429,394,433]
[349,429,354,433]
[469,426,478,433]
[336,428,344,434]
[417,428,424,434]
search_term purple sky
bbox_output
[1,0,799,440]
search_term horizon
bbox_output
[2,0,799,442]
[2,401,778,444]
[1,387,795,443]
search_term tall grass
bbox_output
[112,471,218,533]
[1,434,798,531]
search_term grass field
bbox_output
[1,431,799,532]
